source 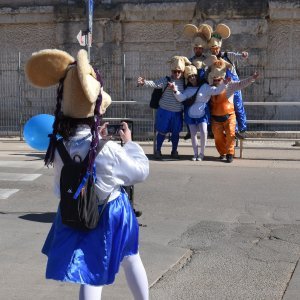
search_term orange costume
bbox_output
[211,91,236,156]
[210,76,256,157]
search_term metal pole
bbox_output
[86,0,93,61]
[153,109,156,155]
[122,53,127,103]
[18,52,22,140]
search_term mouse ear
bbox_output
[198,24,212,41]
[216,24,231,39]
[25,49,75,88]
[182,56,192,66]
[76,49,100,104]
[183,24,198,38]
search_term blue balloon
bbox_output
[23,114,55,151]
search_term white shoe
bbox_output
[197,154,204,161]
[191,156,197,161]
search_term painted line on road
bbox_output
[0,160,43,169]
[0,173,41,181]
[0,189,19,199]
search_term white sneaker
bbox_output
[191,156,197,161]
[197,154,204,161]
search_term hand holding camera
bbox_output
[119,122,132,144]
[106,124,123,136]
[99,122,132,143]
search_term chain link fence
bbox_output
[0,52,299,140]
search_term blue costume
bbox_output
[42,190,138,286]
[144,76,185,156]
[222,54,247,132]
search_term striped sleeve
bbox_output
[144,77,168,89]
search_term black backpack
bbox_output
[56,139,108,230]
[149,76,171,109]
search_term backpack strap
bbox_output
[195,85,201,95]
[95,139,110,216]
[161,76,171,94]
[73,139,109,200]
[57,138,108,165]
[189,85,202,99]
[183,85,202,107]
[82,139,108,164]
[222,52,233,66]
[56,139,73,164]
[98,193,110,219]
[222,52,240,77]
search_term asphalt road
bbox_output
[0,138,300,300]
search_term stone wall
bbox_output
[0,0,300,134]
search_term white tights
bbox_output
[79,253,149,300]
[189,123,208,157]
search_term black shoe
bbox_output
[236,131,247,139]
[154,150,162,160]
[134,209,143,217]
[171,150,179,159]
[184,132,191,140]
[208,132,214,139]
[226,154,233,163]
[218,155,226,160]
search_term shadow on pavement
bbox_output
[19,212,56,223]
[10,153,45,159]
[147,154,222,162]
[240,157,300,162]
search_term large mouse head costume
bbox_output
[168,55,192,72]
[25,49,111,117]
[25,49,111,167]
[207,23,231,49]
[183,23,212,49]
[182,23,211,70]
[206,55,233,85]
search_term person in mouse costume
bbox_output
[137,55,191,160]
[25,49,150,300]
[181,23,212,140]
[183,23,212,79]
[206,23,249,138]
[208,67,259,163]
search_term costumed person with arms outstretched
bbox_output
[208,65,259,163]
[137,56,191,160]
[25,49,149,300]
[169,65,227,161]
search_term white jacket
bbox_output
[174,83,226,118]
[53,126,149,202]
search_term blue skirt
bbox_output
[42,191,139,286]
[184,104,210,125]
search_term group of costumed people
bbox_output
[137,23,259,163]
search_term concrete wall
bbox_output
[0,0,299,132]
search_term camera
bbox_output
[106,124,123,136]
